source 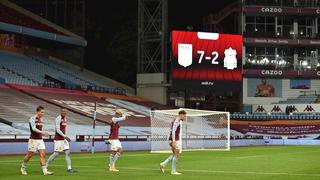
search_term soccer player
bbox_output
[46,108,77,173]
[160,110,186,175]
[255,78,275,97]
[108,109,126,172]
[20,106,53,175]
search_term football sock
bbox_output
[109,154,114,167]
[21,161,27,169]
[65,150,72,170]
[112,152,121,166]
[162,155,173,166]
[46,152,59,168]
[172,156,177,173]
[42,165,48,173]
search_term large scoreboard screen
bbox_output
[171,30,243,91]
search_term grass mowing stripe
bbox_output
[0,148,317,163]
[235,150,320,159]
[1,146,319,180]
[3,162,320,177]
[0,153,161,163]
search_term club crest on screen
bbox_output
[223,47,237,70]
[178,44,193,67]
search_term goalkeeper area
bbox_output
[150,108,230,153]
[0,146,320,180]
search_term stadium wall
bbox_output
[136,73,168,105]
[0,141,150,155]
[1,140,320,155]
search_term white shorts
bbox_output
[169,141,181,150]
[54,139,70,152]
[109,139,122,151]
[28,139,45,152]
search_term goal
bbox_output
[150,108,230,153]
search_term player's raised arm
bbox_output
[111,116,126,123]
[111,110,126,123]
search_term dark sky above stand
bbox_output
[84,0,236,87]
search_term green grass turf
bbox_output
[0,146,319,180]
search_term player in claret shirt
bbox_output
[160,110,186,175]
[108,109,126,172]
[20,106,53,175]
[46,108,77,173]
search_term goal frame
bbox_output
[150,108,230,153]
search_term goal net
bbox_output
[150,108,230,153]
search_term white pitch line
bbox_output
[0,153,159,163]
[1,163,320,177]
[120,167,320,177]
[235,150,320,159]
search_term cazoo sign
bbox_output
[261,70,283,76]
[244,69,299,78]
[245,69,320,78]
[244,6,299,14]
[261,7,282,13]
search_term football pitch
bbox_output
[0,146,320,180]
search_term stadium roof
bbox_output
[0,0,87,47]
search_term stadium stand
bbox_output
[231,112,320,121]
[0,122,27,135]
[0,0,132,95]
[3,84,150,125]
[30,55,125,93]
[0,85,97,125]
[276,95,318,104]
[7,124,150,138]
[0,50,127,94]
[88,91,145,101]
[0,65,38,86]
[0,84,153,136]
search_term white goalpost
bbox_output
[150,108,230,153]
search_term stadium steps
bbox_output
[0,85,162,137]
[7,84,105,124]
[0,50,131,95]
[0,65,40,86]
[30,56,131,95]
[5,84,150,127]
[29,56,97,87]
[29,55,128,93]
[0,85,97,126]
[0,121,28,135]
[274,95,317,104]
[12,84,151,127]
[0,50,107,90]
